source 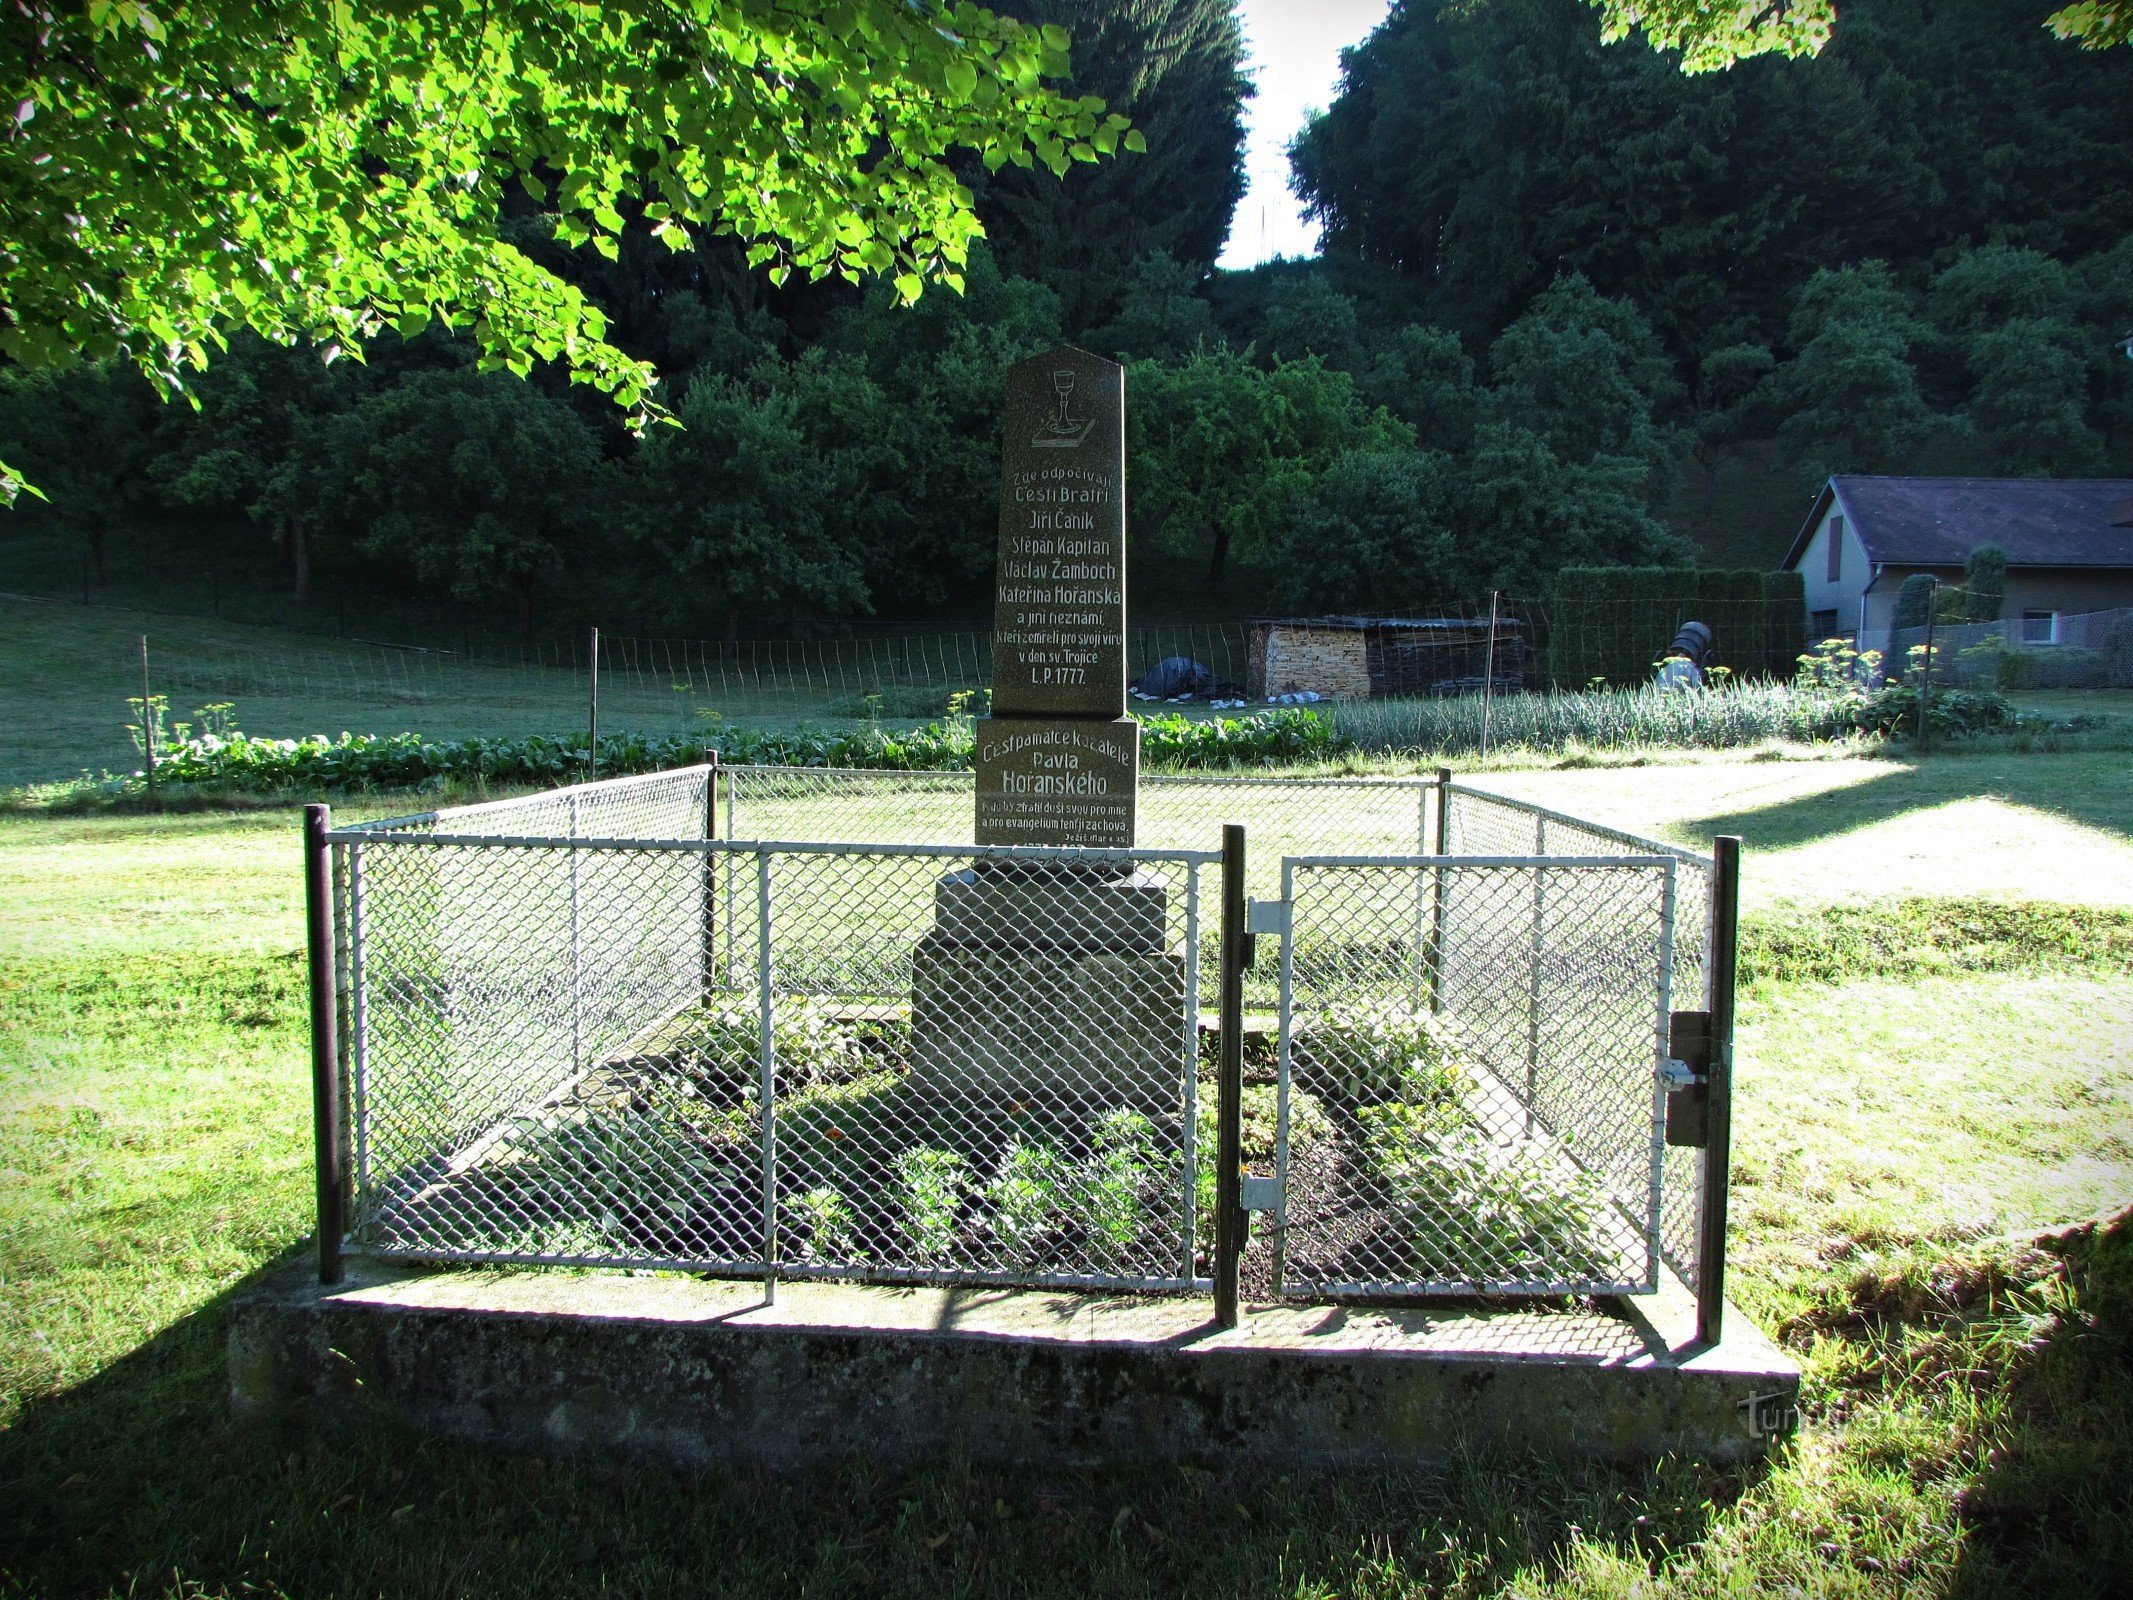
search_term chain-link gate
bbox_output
[302,762,1735,1328]
[1257,852,1680,1298]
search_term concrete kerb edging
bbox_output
[229,1259,1799,1471]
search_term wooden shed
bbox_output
[1246,616,1527,701]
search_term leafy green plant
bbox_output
[1293,1003,1464,1108]
[1852,683,2017,738]
[785,1185,860,1264]
[893,1147,967,1264]
[988,1142,1072,1263]
[1357,1105,1613,1282]
[119,702,1352,792]
[1082,1108,1159,1255]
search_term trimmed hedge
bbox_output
[1550,567,1805,687]
[1762,569,1807,682]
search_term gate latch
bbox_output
[1665,1010,1712,1148]
[1246,898,1290,938]
[1240,1173,1283,1214]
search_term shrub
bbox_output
[119,705,1352,792]
[1852,684,2017,737]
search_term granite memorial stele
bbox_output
[908,347,1186,1113]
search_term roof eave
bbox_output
[1780,479,1840,572]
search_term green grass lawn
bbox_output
[4,756,2131,1596]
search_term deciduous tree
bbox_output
[1,0,1140,500]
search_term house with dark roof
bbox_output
[1783,476,2133,654]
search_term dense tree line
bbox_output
[3,0,2128,643]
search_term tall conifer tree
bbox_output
[982,1,1251,332]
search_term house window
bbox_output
[2021,610,2060,645]
[1825,516,1845,582]
[1811,609,1840,639]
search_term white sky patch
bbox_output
[1218,0,1395,269]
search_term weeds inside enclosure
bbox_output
[369,995,1626,1292]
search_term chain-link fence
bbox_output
[337,771,1217,1290]
[320,764,1722,1306]
[1890,605,2133,691]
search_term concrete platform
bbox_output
[228,1261,1798,1470]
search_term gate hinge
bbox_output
[1665,1009,1712,1149]
[1246,898,1290,938]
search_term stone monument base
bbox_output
[907,867,1188,1111]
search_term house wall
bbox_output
[1792,494,1873,639]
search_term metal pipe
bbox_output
[1214,823,1246,1329]
[1697,835,1742,1346]
[304,804,345,1285]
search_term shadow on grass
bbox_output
[1669,756,2133,857]
[1944,1211,2133,1599]
[2,1249,1760,1600]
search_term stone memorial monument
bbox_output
[909,347,1186,1110]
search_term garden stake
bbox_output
[305,803,345,1285]
[138,633,157,804]
[1917,579,1937,751]
[587,625,601,779]
[1479,590,1501,758]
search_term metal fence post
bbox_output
[756,846,778,1306]
[1181,859,1202,1285]
[1697,834,1742,1345]
[1429,768,1452,1015]
[701,752,720,1000]
[304,804,345,1285]
[1214,824,1247,1328]
[1526,818,1546,1134]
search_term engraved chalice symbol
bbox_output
[1033,365,1094,448]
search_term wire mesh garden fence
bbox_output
[313,764,1728,1310]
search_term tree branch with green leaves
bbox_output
[1,0,1142,501]
[1589,0,2127,71]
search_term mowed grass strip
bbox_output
[3,797,2131,1596]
